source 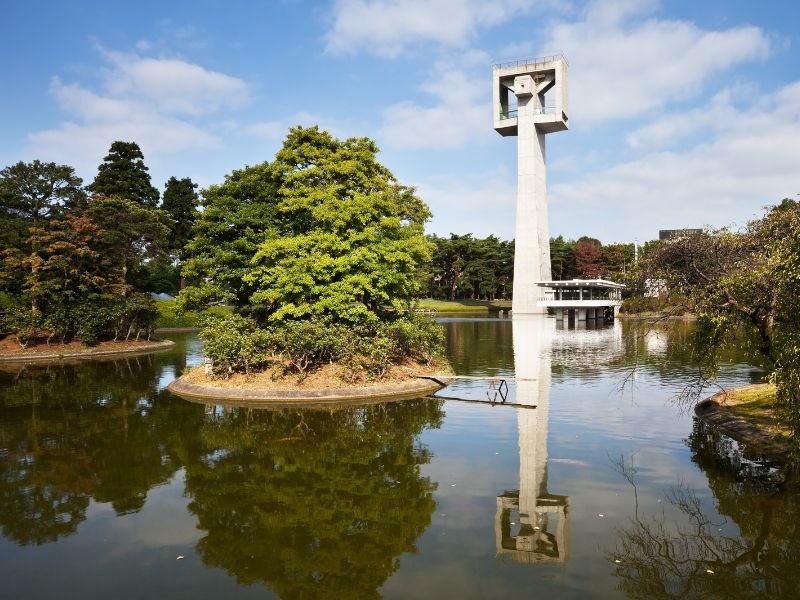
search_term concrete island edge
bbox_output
[167,374,452,407]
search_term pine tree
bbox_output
[161,176,199,254]
[89,141,160,207]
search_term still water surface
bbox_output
[0,317,797,599]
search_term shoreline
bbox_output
[0,339,176,363]
[695,384,791,461]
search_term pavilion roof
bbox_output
[533,279,625,289]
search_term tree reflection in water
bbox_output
[0,356,204,545]
[609,419,800,599]
[184,399,444,599]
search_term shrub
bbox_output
[72,300,121,345]
[2,305,43,348]
[200,313,271,377]
[117,293,159,340]
[197,313,446,382]
[385,313,445,365]
[341,333,395,381]
[269,319,350,377]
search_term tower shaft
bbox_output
[514,100,551,314]
[492,55,568,316]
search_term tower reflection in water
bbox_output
[496,315,568,563]
[496,315,623,563]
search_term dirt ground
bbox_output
[0,335,163,356]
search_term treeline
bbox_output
[423,234,635,301]
[0,142,198,346]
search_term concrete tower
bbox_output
[493,55,568,315]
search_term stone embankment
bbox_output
[168,374,451,408]
[0,339,175,363]
[695,385,791,460]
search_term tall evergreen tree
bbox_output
[161,176,199,254]
[88,141,159,207]
[0,160,85,224]
[0,160,87,300]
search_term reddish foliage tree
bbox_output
[575,240,603,278]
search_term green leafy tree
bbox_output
[88,141,159,208]
[635,199,800,442]
[602,242,635,281]
[180,162,280,308]
[427,234,514,300]
[550,236,578,280]
[246,127,432,323]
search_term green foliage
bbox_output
[181,162,279,308]
[246,126,432,324]
[198,312,444,382]
[161,176,199,254]
[269,318,347,373]
[131,260,180,295]
[88,195,170,287]
[385,312,445,365]
[427,234,514,301]
[619,296,670,314]
[0,160,86,282]
[1,305,42,347]
[0,159,86,225]
[88,141,159,207]
[154,299,229,329]
[0,293,158,347]
[199,313,271,377]
[71,299,120,345]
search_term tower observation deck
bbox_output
[493,55,569,315]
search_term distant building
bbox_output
[659,228,702,241]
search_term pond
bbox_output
[0,316,797,599]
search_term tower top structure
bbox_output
[493,54,569,137]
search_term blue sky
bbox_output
[2,0,799,243]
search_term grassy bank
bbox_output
[416,299,512,313]
[722,384,787,436]
[155,300,230,329]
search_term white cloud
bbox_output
[539,0,771,124]
[26,48,248,178]
[378,51,492,150]
[101,51,248,115]
[325,0,541,57]
[419,166,517,238]
[625,88,742,149]
[549,81,800,242]
[379,69,489,149]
